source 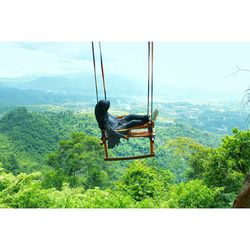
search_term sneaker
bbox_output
[151,108,159,121]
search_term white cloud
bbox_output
[0,42,93,77]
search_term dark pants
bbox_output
[118,114,149,129]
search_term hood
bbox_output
[94,100,110,129]
[96,100,110,113]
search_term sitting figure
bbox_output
[95,100,150,148]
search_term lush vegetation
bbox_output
[0,107,249,208]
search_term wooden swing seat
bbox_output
[103,154,155,161]
[100,117,155,161]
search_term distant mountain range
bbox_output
[0,73,151,105]
[0,85,87,105]
[0,73,145,98]
[0,73,243,103]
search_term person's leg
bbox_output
[124,114,149,122]
[119,120,146,129]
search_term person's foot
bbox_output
[151,109,159,121]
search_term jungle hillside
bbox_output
[0,95,249,208]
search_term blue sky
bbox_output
[0,42,250,101]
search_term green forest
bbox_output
[0,106,249,208]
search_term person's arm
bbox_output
[106,124,128,139]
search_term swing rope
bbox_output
[150,42,154,118]
[147,41,154,118]
[99,42,107,100]
[147,42,150,116]
[92,41,154,114]
[91,42,99,103]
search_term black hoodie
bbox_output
[95,100,110,129]
[94,100,126,148]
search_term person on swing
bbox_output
[94,100,158,149]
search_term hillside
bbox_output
[0,106,249,208]
[0,86,84,105]
[0,107,220,176]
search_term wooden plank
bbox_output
[104,153,155,161]
[129,132,155,137]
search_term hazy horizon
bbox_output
[0,42,250,103]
